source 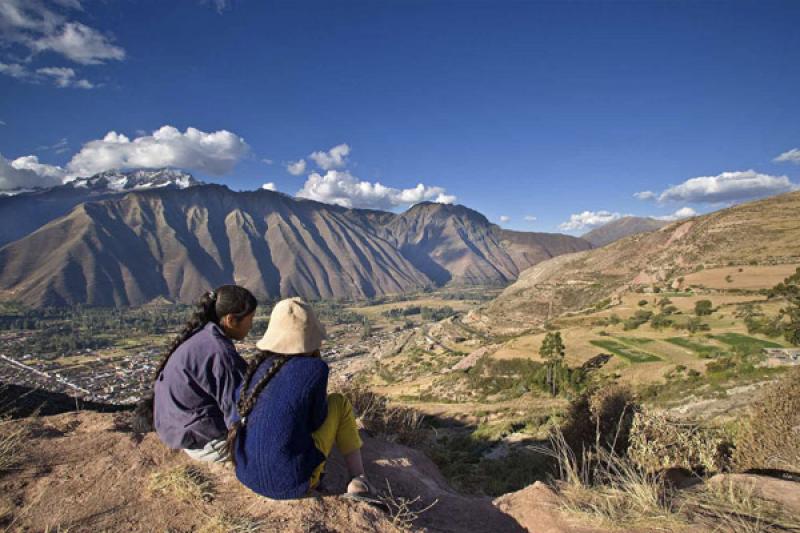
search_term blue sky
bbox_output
[1,0,799,234]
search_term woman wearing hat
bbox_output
[225,297,372,499]
[152,285,258,462]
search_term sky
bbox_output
[1,0,799,234]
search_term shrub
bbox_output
[638,300,648,307]
[627,409,730,474]
[695,300,713,316]
[733,367,800,472]
[561,385,636,458]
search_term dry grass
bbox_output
[375,479,438,530]
[733,367,800,472]
[534,428,684,529]
[0,418,26,474]
[198,512,262,533]
[628,409,730,474]
[147,465,214,503]
[684,477,800,532]
[335,383,427,445]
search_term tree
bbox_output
[771,268,800,346]
[540,331,565,396]
[694,300,713,316]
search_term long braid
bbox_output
[225,352,290,466]
[131,285,257,434]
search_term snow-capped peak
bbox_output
[67,168,202,192]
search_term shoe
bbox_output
[345,475,375,501]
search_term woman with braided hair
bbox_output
[226,297,373,500]
[153,285,257,462]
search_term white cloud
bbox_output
[0,153,65,190]
[32,21,124,65]
[0,2,125,65]
[261,158,273,165]
[499,215,511,223]
[654,206,697,221]
[0,61,28,79]
[656,170,797,204]
[524,215,537,222]
[0,119,6,126]
[774,148,800,164]
[36,66,93,88]
[66,125,249,177]
[634,190,656,200]
[261,182,277,191]
[296,170,456,210]
[286,159,306,176]
[559,210,622,231]
[309,143,350,170]
[0,61,95,89]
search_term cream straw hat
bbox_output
[256,297,327,354]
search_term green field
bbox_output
[665,337,722,358]
[618,336,655,346]
[713,333,783,353]
[589,339,661,363]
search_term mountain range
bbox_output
[0,169,593,307]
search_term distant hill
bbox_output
[581,216,669,247]
[0,179,590,307]
[0,169,200,248]
[487,191,800,327]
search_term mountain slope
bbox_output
[0,169,200,248]
[383,202,592,286]
[487,191,800,327]
[0,186,590,307]
[581,216,669,247]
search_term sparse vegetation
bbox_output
[733,367,800,473]
[148,465,214,503]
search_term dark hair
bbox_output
[130,285,257,434]
[152,285,258,384]
[224,351,291,465]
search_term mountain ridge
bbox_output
[0,182,591,307]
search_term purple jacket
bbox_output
[153,322,247,449]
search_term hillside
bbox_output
[0,184,590,307]
[581,216,669,247]
[0,169,201,248]
[487,191,800,329]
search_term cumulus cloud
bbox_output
[634,190,656,200]
[774,148,800,164]
[261,182,277,191]
[309,143,350,170]
[499,215,511,223]
[655,170,797,204]
[654,206,697,221]
[0,153,65,190]
[0,2,125,65]
[559,210,623,231]
[296,170,456,210]
[286,159,306,176]
[524,215,537,222]
[66,125,249,177]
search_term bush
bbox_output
[627,409,730,474]
[695,300,713,316]
[733,367,800,472]
[638,300,648,307]
[561,385,636,458]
